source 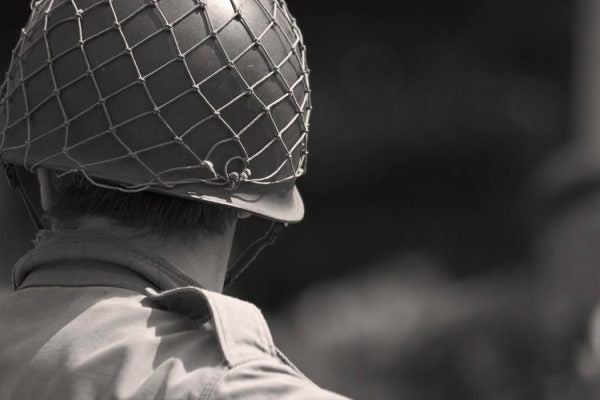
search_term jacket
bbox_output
[0,230,350,400]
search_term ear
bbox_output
[36,168,54,212]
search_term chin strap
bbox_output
[4,163,46,231]
[225,221,287,289]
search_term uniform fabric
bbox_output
[0,230,349,400]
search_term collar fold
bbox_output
[12,230,202,293]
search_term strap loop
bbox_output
[225,221,287,288]
[4,163,46,231]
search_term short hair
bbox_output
[46,173,237,237]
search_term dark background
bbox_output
[245,0,572,307]
[0,1,591,399]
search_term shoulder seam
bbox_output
[202,356,277,400]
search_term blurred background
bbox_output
[5,0,600,399]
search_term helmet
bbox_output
[0,0,311,223]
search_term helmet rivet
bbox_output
[213,110,220,117]
[174,136,183,143]
[254,39,262,47]
[114,22,121,28]
[226,62,234,69]
[137,77,145,83]
[246,88,254,96]
[153,107,160,114]
[234,12,242,21]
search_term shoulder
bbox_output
[145,287,352,400]
[208,357,351,400]
[144,286,274,366]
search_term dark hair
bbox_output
[47,173,236,237]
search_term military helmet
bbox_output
[0,0,311,223]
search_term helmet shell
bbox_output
[0,0,311,222]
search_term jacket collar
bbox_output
[12,230,203,293]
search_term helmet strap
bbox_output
[4,163,46,231]
[225,221,287,288]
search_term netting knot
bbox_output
[228,168,251,189]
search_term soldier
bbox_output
[0,0,349,398]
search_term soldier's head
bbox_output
[1,0,311,284]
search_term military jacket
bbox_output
[0,230,350,400]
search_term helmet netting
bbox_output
[0,0,311,192]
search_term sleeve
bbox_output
[207,358,352,400]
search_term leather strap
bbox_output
[225,221,286,288]
[4,163,46,231]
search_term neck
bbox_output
[57,217,235,292]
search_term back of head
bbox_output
[47,172,236,237]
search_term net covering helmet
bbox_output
[0,0,312,223]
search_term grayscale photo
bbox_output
[0,1,596,399]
